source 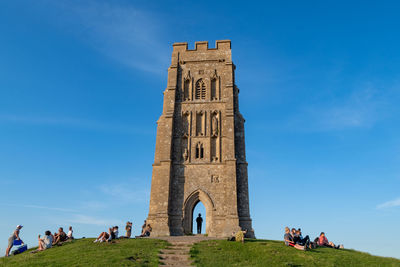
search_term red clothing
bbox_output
[319,236,328,246]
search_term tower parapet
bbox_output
[172,40,231,52]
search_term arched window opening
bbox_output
[192,201,206,234]
[195,79,206,100]
[196,144,200,159]
[195,142,204,159]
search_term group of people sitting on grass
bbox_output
[93,220,153,243]
[5,219,154,256]
[284,226,343,251]
[5,225,75,256]
[34,226,74,253]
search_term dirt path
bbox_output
[153,236,222,266]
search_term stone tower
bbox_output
[146,40,254,238]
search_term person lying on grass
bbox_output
[284,227,307,251]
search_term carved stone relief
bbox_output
[182,111,190,137]
[211,112,219,137]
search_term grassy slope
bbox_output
[0,238,167,267]
[190,239,400,267]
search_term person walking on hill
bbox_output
[5,225,24,257]
[196,213,203,234]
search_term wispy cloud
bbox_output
[80,201,110,211]
[0,114,152,135]
[377,198,400,209]
[67,214,123,226]
[100,183,150,203]
[45,0,169,74]
[287,85,389,132]
[1,204,77,213]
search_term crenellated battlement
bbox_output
[173,40,231,52]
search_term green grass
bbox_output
[0,238,167,267]
[3,238,400,266]
[190,239,400,267]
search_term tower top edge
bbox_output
[172,40,231,52]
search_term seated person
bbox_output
[291,228,296,238]
[67,226,74,240]
[235,229,247,243]
[227,232,236,241]
[141,220,147,236]
[107,227,116,242]
[140,224,152,237]
[284,227,307,251]
[284,227,294,246]
[38,231,53,251]
[113,226,119,239]
[53,227,67,245]
[293,229,311,249]
[94,229,110,243]
[318,232,340,249]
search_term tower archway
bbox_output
[183,189,214,235]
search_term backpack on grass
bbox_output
[12,244,27,255]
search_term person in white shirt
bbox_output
[38,231,53,251]
[67,226,74,239]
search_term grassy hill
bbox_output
[0,238,167,266]
[1,238,399,266]
[191,239,400,267]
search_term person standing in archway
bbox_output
[196,213,203,234]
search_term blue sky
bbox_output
[1,0,400,259]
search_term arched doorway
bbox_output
[183,189,214,235]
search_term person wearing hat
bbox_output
[5,225,24,257]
